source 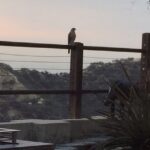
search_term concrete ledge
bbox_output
[32,120,70,143]
[0,116,107,144]
[0,140,53,150]
[67,116,106,140]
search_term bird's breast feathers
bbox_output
[68,31,76,44]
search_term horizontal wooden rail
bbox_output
[0,90,108,95]
[0,41,142,53]
[81,89,108,94]
[84,46,142,53]
[0,41,69,49]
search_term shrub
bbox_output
[102,77,150,150]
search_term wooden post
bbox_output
[141,33,150,92]
[69,42,83,118]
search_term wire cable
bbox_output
[0,59,70,64]
[0,52,69,58]
[84,56,140,60]
[14,68,69,71]
[84,56,118,59]
[0,52,139,60]
[0,59,92,64]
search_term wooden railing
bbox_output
[0,33,149,118]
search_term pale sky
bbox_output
[0,0,149,72]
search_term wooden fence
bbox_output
[0,33,149,118]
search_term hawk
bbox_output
[68,28,76,53]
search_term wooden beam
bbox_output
[141,33,150,92]
[0,41,142,53]
[0,90,75,95]
[69,42,84,119]
[84,45,142,53]
[0,41,70,49]
[0,89,108,95]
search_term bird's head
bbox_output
[71,28,76,31]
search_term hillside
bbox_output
[0,58,140,121]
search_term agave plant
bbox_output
[101,65,150,150]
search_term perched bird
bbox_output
[68,28,76,53]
